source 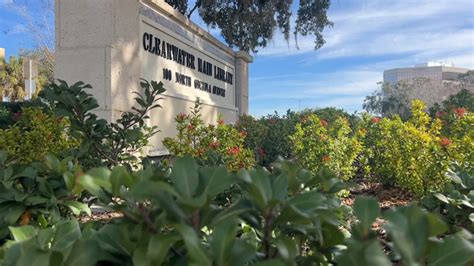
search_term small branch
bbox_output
[138,203,158,233]
[191,209,200,231]
[187,0,201,18]
[262,208,274,259]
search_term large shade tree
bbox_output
[165,0,333,52]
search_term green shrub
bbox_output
[39,79,165,169]
[421,165,474,232]
[163,99,255,171]
[236,108,359,167]
[0,107,76,165]
[0,157,349,265]
[236,112,298,166]
[338,196,474,265]
[448,110,474,169]
[291,114,363,181]
[0,152,89,243]
[362,100,451,196]
[2,158,473,265]
[0,100,47,129]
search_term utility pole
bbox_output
[290,98,306,111]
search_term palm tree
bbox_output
[0,56,25,102]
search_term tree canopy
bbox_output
[0,56,26,102]
[165,0,333,53]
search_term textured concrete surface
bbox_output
[55,0,252,155]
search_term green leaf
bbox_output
[51,220,82,252]
[383,205,436,264]
[321,223,345,248]
[174,224,211,265]
[245,169,272,210]
[62,172,75,191]
[145,234,180,265]
[276,236,298,261]
[15,248,52,266]
[153,191,187,221]
[63,200,91,216]
[37,227,55,249]
[428,235,474,266]
[272,173,288,201]
[45,154,60,171]
[1,203,25,224]
[110,166,134,195]
[78,168,112,198]
[228,240,257,266]
[95,224,135,258]
[425,212,448,237]
[210,220,238,265]
[211,199,254,226]
[277,191,327,223]
[433,193,450,204]
[9,225,37,242]
[0,150,7,164]
[65,238,106,266]
[337,240,391,266]
[253,259,286,266]
[169,156,199,199]
[354,196,380,234]
[130,180,179,199]
[199,166,234,197]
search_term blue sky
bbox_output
[1,0,473,116]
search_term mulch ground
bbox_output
[79,210,123,224]
[342,179,415,209]
[341,179,416,257]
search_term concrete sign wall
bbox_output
[55,0,252,156]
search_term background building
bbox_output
[383,62,473,107]
[384,62,470,84]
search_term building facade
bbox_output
[383,63,472,107]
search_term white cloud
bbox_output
[257,0,474,66]
[251,70,380,98]
[248,0,473,116]
[8,23,27,34]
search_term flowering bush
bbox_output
[361,100,452,196]
[236,108,359,167]
[236,113,296,166]
[448,111,474,169]
[163,99,255,171]
[0,101,46,129]
[0,107,76,165]
[291,114,363,181]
